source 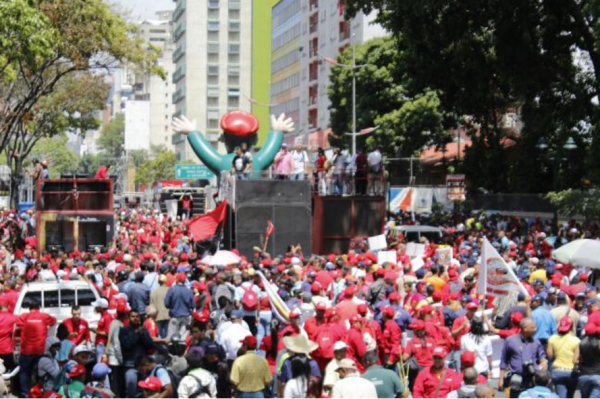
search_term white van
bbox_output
[390,225,444,243]
[13,280,102,332]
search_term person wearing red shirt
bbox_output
[485,311,523,339]
[94,164,111,179]
[344,316,367,373]
[1,280,19,312]
[62,305,91,345]
[91,298,114,361]
[16,299,56,397]
[0,299,16,371]
[335,287,358,328]
[586,298,600,327]
[413,347,459,398]
[305,302,327,341]
[357,303,382,357]
[380,306,402,369]
[403,320,436,390]
[456,351,488,384]
[312,314,347,372]
[450,302,478,369]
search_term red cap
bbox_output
[580,273,589,282]
[461,351,476,367]
[510,312,524,324]
[448,269,458,280]
[138,376,162,391]
[176,273,187,283]
[350,315,363,325]
[466,302,478,311]
[316,302,328,311]
[357,303,368,315]
[551,275,562,287]
[383,306,395,319]
[376,268,386,277]
[277,265,285,273]
[289,309,301,319]
[555,263,564,270]
[240,335,257,348]
[558,316,573,333]
[67,364,86,378]
[328,254,336,263]
[116,297,130,314]
[180,253,188,261]
[585,323,598,336]
[420,305,434,315]
[220,110,259,136]
[344,287,355,298]
[389,292,400,302]
[432,291,443,302]
[432,347,448,358]
[326,308,338,320]
[192,312,209,323]
[409,320,426,331]
[311,282,322,294]
[449,292,460,301]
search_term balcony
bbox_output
[173,45,186,63]
[172,66,186,83]
[174,22,187,40]
[229,0,241,10]
[172,87,186,103]
[173,0,186,22]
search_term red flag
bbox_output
[266,220,274,239]
[187,200,228,241]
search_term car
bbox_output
[12,280,102,359]
[389,225,444,243]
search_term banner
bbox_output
[435,246,453,266]
[413,187,433,213]
[257,270,290,322]
[405,242,425,259]
[368,234,387,251]
[266,220,275,239]
[187,200,228,241]
[446,174,466,202]
[377,250,397,265]
[479,237,527,297]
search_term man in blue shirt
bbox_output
[530,295,557,348]
[518,370,559,398]
[165,272,195,339]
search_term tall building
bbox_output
[270,0,386,147]
[171,0,252,161]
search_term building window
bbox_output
[208,0,219,9]
[229,10,240,20]
[229,21,240,32]
[228,96,239,108]
[208,64,219,76]
[208,20,220,31]
[228,88,240,97]
[228,65,240,76]
[228,43,240,54]
[228,0,241,9]
[207,86,220,96]
[228,75,239,85]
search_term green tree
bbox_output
[97,114,125,159]
[0,0,163,170]
[30,136,79,179]
[546,189,600,221]
[327,37,450,157]
[135,148,177,187]
[343,0,600,191]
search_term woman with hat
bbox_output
[277,335,321,398]
[547,316,580,398]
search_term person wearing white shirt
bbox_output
[290,143,309,180]
[330,358,377,399]
[178,346,217,398]
[39,263,56,282]
[460,319,493,376]
[218,310,251,363]
[366,147,383,195]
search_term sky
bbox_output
[111,0,174,21]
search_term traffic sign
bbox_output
[175,164,214,180]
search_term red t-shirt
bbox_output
[144,318,159,338]
[63,318,91,345]
[0,311,17,354]
[413,366,460,398]
[1,289,19,312]
[17,310,56,355]
[95,311,114,346]
[406,336,436,367]
[94,166,108,179]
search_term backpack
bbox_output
[31,354,53,387]
[188,373,211,398]
[314,324,335,360]
[152,365,183,398]
[457,387,477,398]
[241,284,258,311]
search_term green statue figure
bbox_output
[172,111,294,177]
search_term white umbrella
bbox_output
[208,250,241,266]
[553,239,600,269]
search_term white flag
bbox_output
[479,237,527,298]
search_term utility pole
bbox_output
[352,32,357,156]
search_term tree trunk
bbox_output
[9,157,24,209]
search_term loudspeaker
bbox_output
[230,180,312,258]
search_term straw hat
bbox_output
[283,335,318,355]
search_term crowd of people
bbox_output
[230,143,385,196]
[0,207,600,398]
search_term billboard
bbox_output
[124,101,151,150]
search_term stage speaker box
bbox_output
[231,180,312,258]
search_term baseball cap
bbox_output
[576,292,586,299]
[557,316,573,333]
[383,306,395,318]
[67,364,86,378]
[420,305,434,315]
[389,292,400,302]
[335,358,357,371]
[557,292,567,301]
[231,309,243,319]
[510,312,524,324]
[176,272,187,283]
[73,345,92,356]
[357,303,368,315]
[205,343,220,355]
[409,320,426,331]
[461,351,476,367]
[138,376,162,391]
[466,302,478,311]
[311,282,322,294]
[289,309,301,319]
[531,294,544,303]
[333,341,348,351]
[92,363,112,379]
[91,298,109,309]
[432,347,448,358]
[240,335,257,348]
[316,301,327,311]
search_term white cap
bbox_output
[73,345,92,356]
[123,254,133,262]
[333,341,347,351]
[91,298,109,309]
